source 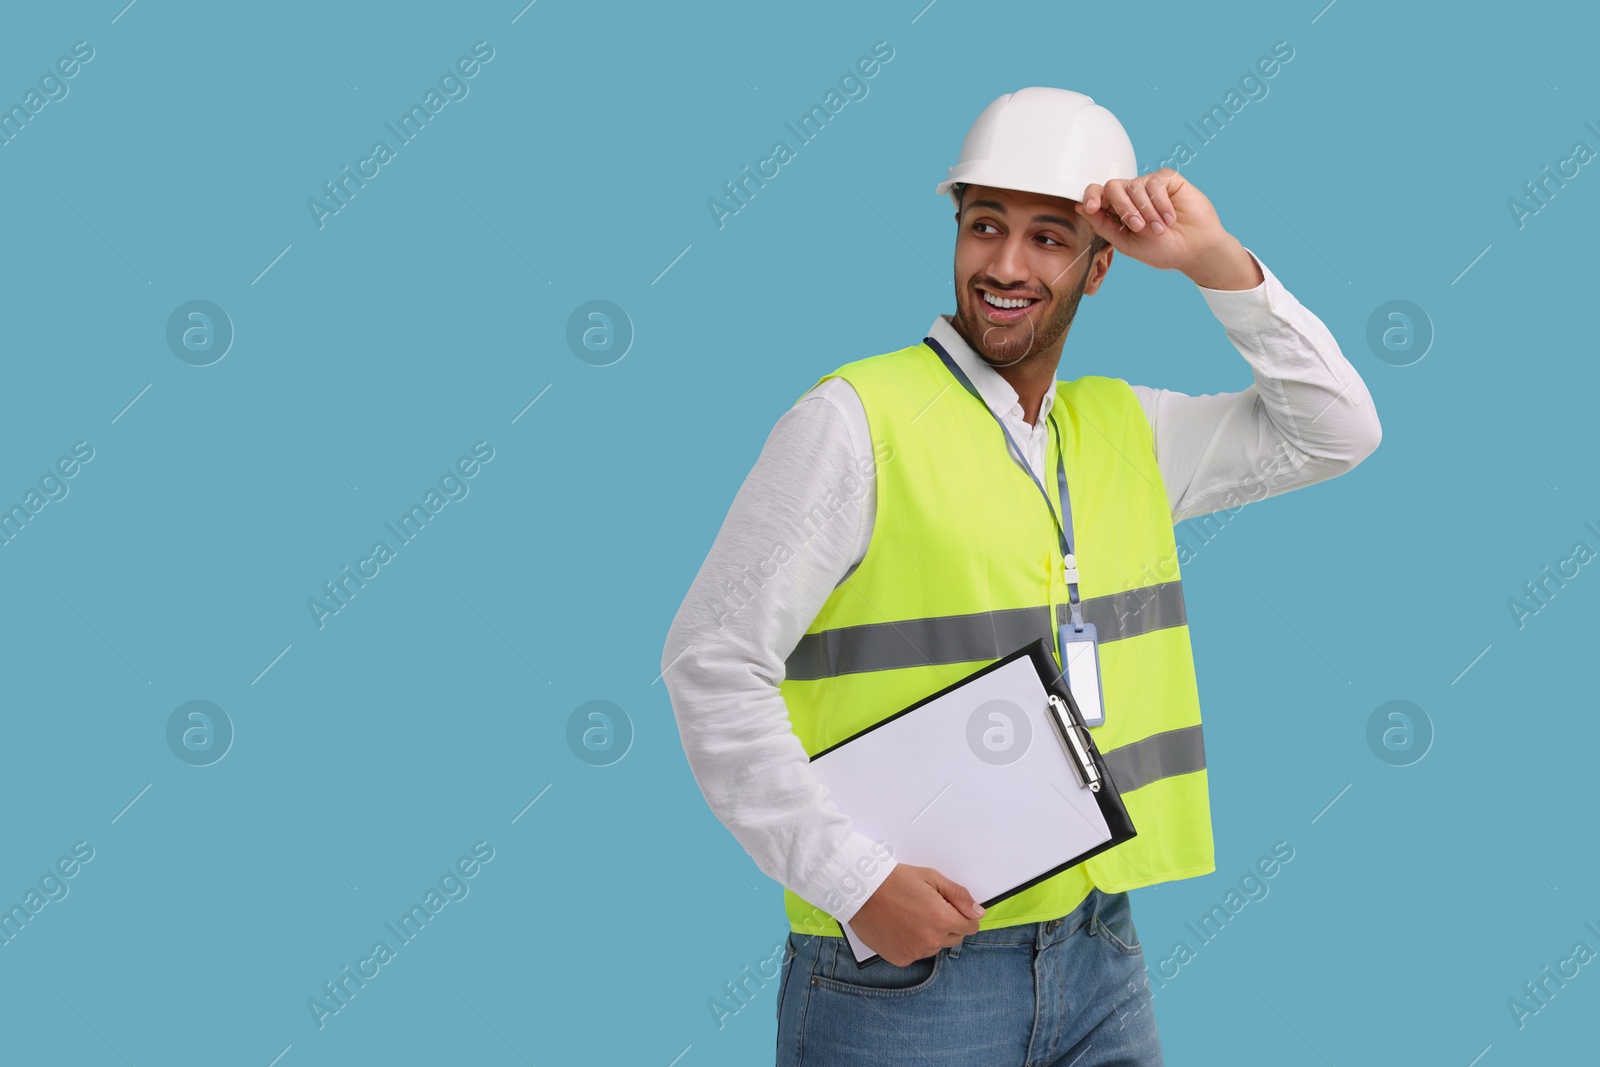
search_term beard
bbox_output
[954,259,1093,370]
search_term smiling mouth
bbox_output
[978,289,1041,321]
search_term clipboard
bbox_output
[807,636,1136,967]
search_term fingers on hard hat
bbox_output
[1106,180,1144,230]
[1146,178,1177,226]
[1080,183,1104,211]
[1127,181,1161,231]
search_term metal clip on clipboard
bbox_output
[1047,694,1101,793]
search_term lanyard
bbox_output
[924,337,1084,629]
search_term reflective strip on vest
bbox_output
[785,580,1187,681]
[1102,725,1206,793]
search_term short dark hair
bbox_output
[954,183,1109,259]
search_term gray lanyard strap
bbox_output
[924,337,1084,629]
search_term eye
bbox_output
[971,221,1000,235]
[1037,234,1066,247]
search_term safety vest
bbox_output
[777,340,1215,936]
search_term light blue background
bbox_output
[1,1,1594,1064]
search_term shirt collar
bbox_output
[926,314,1057,426]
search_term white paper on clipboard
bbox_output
[810,654,1112,963]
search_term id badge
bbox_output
[1058,622,1105,727]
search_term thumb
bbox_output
[929,870,985,919]
[1075,200,1124,245]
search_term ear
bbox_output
[1081,245,1114,296]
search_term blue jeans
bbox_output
[775,888,1160,1066]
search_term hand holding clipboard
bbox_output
[807,637,1136,966]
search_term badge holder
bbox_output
[1058,553,1105,728]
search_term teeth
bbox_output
[983,292,1034,309]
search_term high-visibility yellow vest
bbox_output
[777,340,1215,936]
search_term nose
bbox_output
[987,231,1031,289]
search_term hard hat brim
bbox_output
[936,162,1114,207]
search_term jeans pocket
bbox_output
[776,936,799,1020]
[812,938,945,998]
[1092,891,1143,957]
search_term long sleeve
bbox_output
[660,381,896,924]
[1131,248,1383,524]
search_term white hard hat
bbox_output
[936,87,1137,209]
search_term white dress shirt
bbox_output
[661,247,1382,924]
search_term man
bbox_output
[662,87,1381,1065]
